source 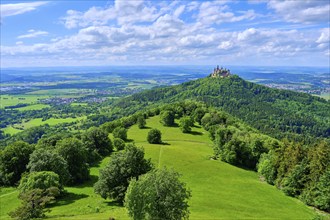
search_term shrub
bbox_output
[113,138,125,151]
[147,129,162,144]
[113,127,128,141]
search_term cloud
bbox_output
[62,7,116,29]
[1,1,329,67]
[316,28,330,55]
[62,0,159,28]
[173,5,185,18]
[268,0,330,24]
[17,29,48,39]
[197,1,257,26]
[0,1,48,18]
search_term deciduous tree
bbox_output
[94,144,152,202]
[125,167,191,220]
[27,149,69,185]
[0,141,34,185]
[56,138,89,185]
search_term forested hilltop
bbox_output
[114,74,329,142]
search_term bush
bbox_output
[10,187,59,220]
[18,171,61,196]
[137,116,146,129]
[147,129,162,144]
[257,152,277,185]
[179,116,194,133]
[113,127,128,141]
[113,138,125,151]
[160,110,175,126]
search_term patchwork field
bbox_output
[0,116,321,220]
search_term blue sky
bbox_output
[1,0,329,67]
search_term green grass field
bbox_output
[27,89,92,96]
[16,104,50,111]
[0,95,50,108]
[71,102,88,106]
[20,117,86,129]
[0,116,323,220]
[1,126,22,135]
[1,117,86,135]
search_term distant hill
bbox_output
[115,75,329,141]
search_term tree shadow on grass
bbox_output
[74,174,98,188]
[189,131,203,136]
[48,192,88,208]
[125,139,135,143]
[140,126,151,129]
[160,142,170,145]
[105,200,123,207]
[171,123,179,127]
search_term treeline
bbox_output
[258,140,330,212]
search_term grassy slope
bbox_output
[1,126,21,136]
[0,116,319,219]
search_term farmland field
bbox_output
[0,95,50,108]
[0,116,321,220]
[15,104,50,111]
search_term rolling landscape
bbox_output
[1,1,329,220]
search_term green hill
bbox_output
[114,75,329,141]
[0,116,319,219]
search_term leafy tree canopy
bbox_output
[27,148,70,185]
[125,167,191,220]
[94,144,152,202]
[56,138,89,185]
[113,127,128,141]
[0,141,34,186]
[147,129,162,144]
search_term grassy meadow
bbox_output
[16,104,50,111]
[0,116,322,220]
[1,117,86,135]
[0,95,50,108]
